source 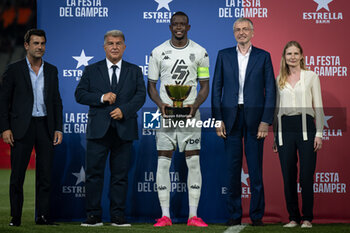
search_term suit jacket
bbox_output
[0,58,63,139]
[212,46,276,133]
[75,59,146,141]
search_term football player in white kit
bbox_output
[148,11,209,227]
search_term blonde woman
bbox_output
[273,41,324,228]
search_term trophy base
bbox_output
[165,107,191,118]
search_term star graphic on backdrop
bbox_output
[72,166,85,185]
[72,49,94,69]
[155,0,172,11]
[241,169,249,186]
[151,109,162,122]
[314,0,333,11]
[324,115,333,128]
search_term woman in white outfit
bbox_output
[273,41,324,228]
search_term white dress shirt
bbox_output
[100,59,122,103]
[237,46,252,104]
[106,58,122,84]
[276,69,324,146]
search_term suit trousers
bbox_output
[85,125,132,218]
[10,117,54,218]
[277,115,317,222]
[224,106,265,221]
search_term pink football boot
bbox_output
[154,216,172,227]
[187,216,208,227]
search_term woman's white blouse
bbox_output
[276,70,324,146]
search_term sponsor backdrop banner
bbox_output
[1,0,343,223]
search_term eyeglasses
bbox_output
[233,27,252,33]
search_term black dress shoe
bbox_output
[36,215,58,225]
[9,217,21,226]
[226,218,241,226]
[111,216,131,227]
[81,215,103,227]
[252,219,264,226]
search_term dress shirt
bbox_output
[276,69,324,146]
[26,57,46,117]
[100,58,122,103]
[236,46,252,104]
[106,58,122,84]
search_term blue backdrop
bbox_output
[37,0,242,223]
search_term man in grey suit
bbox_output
[75,30,146,227]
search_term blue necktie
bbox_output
[111,65,118,91]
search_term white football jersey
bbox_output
[148,39,209,105]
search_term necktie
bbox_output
[111,65,118,91]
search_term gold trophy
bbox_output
[165,84,192,118]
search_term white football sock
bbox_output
[161,207,170,218]
[189,205,197,218]
[156,156,171,217]
[186,155,202,218]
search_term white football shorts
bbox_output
[156,111,201,152]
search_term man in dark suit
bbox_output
[212,18,276,226]
[0,29,63,226]
[75,30,146,227]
